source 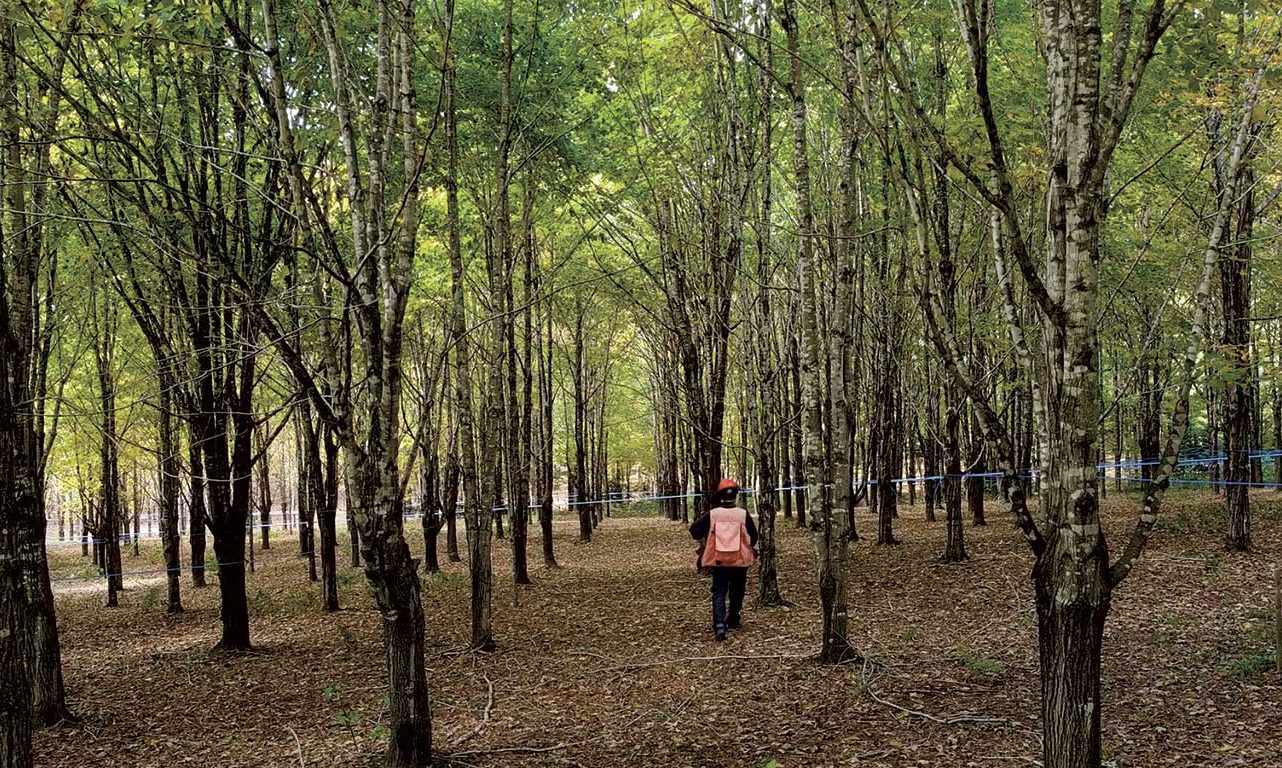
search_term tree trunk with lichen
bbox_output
[2,13,72,731]
[0,360,36,765]
[311,0,436,760]
[892,1,1263,765]
[782,0,851,664]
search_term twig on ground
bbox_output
[564,649,614,662]
[667,691,698,721]
[859,661,1018,727]
[286,726,305,767]
[447,674,495,749]
[853,749,892,760]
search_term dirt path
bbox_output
[33,495,1282,767]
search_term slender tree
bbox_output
[260,0,438,759]
[782,0,853,663]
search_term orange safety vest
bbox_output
[699,506,756,569]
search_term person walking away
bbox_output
[689,478,757,641]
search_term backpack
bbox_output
[714,517,741,555]
[699,507,755,568]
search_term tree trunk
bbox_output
[263,0,437,760]
[435,0,490,649]
[830,2,861,546]
[1222,160,1254,551]
[256,428,272,550]
[873,335,901,545]
[347,504,361,568]
[922,383,939,522]
[1209,388,1220,492]
[0,346,39,754]
[537,271,557,566]
[0,504,32,766]
[1,229,41,753]
[211,532,250,649]
[1136,354,1163,483]
[130,475,140,557]
[16,521,65,726]
[506,166,535,585]
[933,72,966,559]
[1113,363,1123,493]
[789,331,807,528]
[418,363,443,576]
[188,437,208,587]
[443,425,462,563]
[782,0,851,663]
[193,350,257,650]
[751,15,782,607]
[203,426,254,650]
[296,409,319,583]
[158,369,183,612]
[967,401,987,526]
[779,424,793,520]
[422,518,440,574]
[348,454,432,767]
[1,8,74,734]
[573,304,592,543]
[1034,537,1110,768]
[1272,379,1280,489]
[95,303,122,607]
[319,427,340,612]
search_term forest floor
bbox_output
[34,489,1282,767]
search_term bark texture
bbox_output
[782,0,852,664]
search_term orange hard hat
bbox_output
[715,478,740,494]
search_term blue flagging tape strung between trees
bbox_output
[59,461,1282,585]
[48,448,1282,550]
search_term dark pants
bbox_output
[710,567,747,633]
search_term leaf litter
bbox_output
[33,490,1282,767]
